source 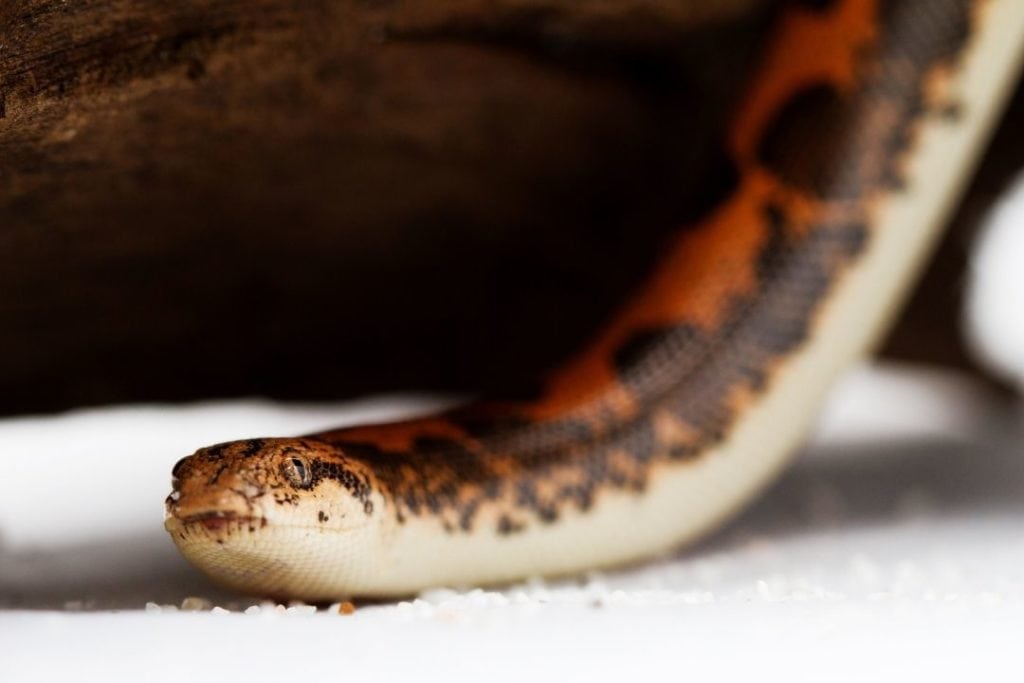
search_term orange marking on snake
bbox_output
[324,417,476,453]
[732,0,880,162]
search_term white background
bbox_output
[2,363,1024,682]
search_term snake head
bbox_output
[164,437,383,599]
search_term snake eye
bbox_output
[171,457,188,480]
[282,456,313,488]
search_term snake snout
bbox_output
[167,473,263,528]
[173,492,250,520]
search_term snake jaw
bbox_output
[177,510,264,531]
[164,494,272,555]
[166,478,261,525]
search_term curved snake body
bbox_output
[166,0,1024,600]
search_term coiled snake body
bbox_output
[166,0,1024,600]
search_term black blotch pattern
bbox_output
[201,443,231,462]
[758,84,859,198]
[759,0,973,200]
[613,324,702,394]
[309,458,374,515]
[241,439,266,458]
[879,0,971,69]
[872,0,973,190]
[497,515,524,535]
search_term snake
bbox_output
[165,0,1024,601]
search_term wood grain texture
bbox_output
[0,0,1016,416]
[0,0,774,414]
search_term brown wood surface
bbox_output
[0,0,1018,416]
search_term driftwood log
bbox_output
[0,0,1018,415]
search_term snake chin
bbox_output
[164,507,383,600]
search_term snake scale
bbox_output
[166,0,1024,600]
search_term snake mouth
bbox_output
[178,510,264,531]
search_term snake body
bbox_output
[166,0,1024,600]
